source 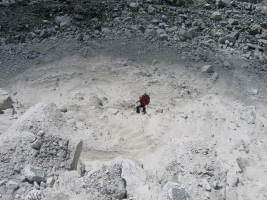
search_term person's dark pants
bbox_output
[136,105,146,113]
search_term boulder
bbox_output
[202,65,214,73]
[0,89,13,110]
[148,5,156,14]
[179,29,193,40]
[23,164,45,183]
[210,12,223,20]
[228,19,239,25]
[129,3,139,12]
[56,163,126,200]
[144,28,157,38]
[55,15,72,29]
[108,157,152,199]
[6,181,19,194]
[249,25,262,35]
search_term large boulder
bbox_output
[54,163,126,200]
[0,89,13,110]
[108,157,152,199]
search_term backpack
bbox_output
[142,94,150,105]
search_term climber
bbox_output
[136,94,150,114]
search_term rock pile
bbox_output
[0,0,266,62]
[0,103,82,200]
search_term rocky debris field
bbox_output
[0,0,267,81]
[0,0,267,200]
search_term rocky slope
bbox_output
[0,0,267,200]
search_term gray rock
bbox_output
[0,89,13,110]
[28,32,37,39]
[60,22,71,29]
[148,5,156,14]
[30,140,42,150]
[129,3,139,12]
[77,159,86,176]
[39,30,49,39]
[192,19,206,30]
[73,14,84,21]
[23,164,45,183]
[102,27,111,33]
[188,27,198,38]
[144,28,157,38]
[108,158,151,200]
[202,65,214,73]
[246,43,264,51]
[159,33,169,40]
[219,34,236,45]
[59,105,68,113]
[210,11,223,20]
[172,188,189,200]
[156,29,168,40]
[25,189,42,200]
[58,163,126,200]
[55,16,72,29]
[46,177,55,188]
[223,60,233,69]
[6,181,19,194]
[74,5,87,15]
[203,3,212,9]
[0,103,83,182]
[202,179,212,191]
[228,18,239,25]
[179,29,193,40]
[249,25,262,35]
[216,0,227,8]
[210,72,219,81]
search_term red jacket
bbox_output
[137,98,146,106]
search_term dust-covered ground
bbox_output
[1,37,267,199]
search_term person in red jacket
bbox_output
[136,95,147,114]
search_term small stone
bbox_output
[59,105,68,113]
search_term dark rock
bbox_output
[172,188,190,200]
[249,25,262,35]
